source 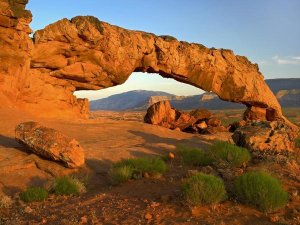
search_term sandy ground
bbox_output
[0,108,230,194]
[0,108,299,225]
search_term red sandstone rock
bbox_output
[174,113,198,130]
[232,121,298,152]
[144,101,176,128]
[243,106,267,121]
[0,0,287,122]
[15,121,85,168]
[189,109,212,121]
[206,117,222,127]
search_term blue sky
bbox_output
[27,0,300,99]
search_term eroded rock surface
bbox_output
[15,121,85,168]
[232,121,299,152]
[31,16,283,120]
[0,0,289,122]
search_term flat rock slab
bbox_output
[15,121,85,168]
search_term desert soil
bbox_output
[0,108,299,225]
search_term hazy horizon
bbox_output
[27,0,300,100]
[75,76,300,101]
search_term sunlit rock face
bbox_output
[0,0,287,122]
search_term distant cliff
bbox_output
[90,78,300,111]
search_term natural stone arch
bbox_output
[31,16,282,121]
[0,0,287,123]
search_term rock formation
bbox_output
[0,0,295,125]
[232,121,297,152]
[144,100,226,134]
[15,121,85,168]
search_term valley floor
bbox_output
[0,108,299,224]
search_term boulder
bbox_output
[205,126,228,134]
[206,117,222,127]
[144,100,198,130]
[196,121,208,130]
[173,113,197,130]
[144,101,177,128]
[243,106,267,121]
[15,121,85,168]
[189,109,211,121]
[232,121,298,152]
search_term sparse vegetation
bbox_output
[209,141,251,167]
[295,138,300,148]
[110,165,133,185]
[177,145,213,166]
[110,157,167,185]
[159,35,177,41]
[52,176,86,195]
[182,172,227,205]
[20,187,48,203]
[234,171,289,213]
[0,194,13,208]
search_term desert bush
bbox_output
[20,187,48,203]
[159,35,177,41]
[177,145,213,166]
[182,172,227,205]
[295,138,300,148]
[234,171,289,212]
[52,176,86,195]
[0,194,13,208]
[110,157,167,185]
[209,141,250,167]
[110,165,133,185]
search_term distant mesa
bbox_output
[0,0,297,128]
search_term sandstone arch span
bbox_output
[0,0,285,122]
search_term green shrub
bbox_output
[177,145,213,166]
[52,176,86,195]
[110,165,133,185]
[20,187,48,203]
[209,141,250,167]
[295,138,300,148]
[159,35,177,41]
[110,157,167,185]
[234,171,289,212]
[182,173,227,205]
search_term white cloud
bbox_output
[272,55,300,65]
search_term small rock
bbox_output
[24,206,33,214]
[41,219,47,224]
[150,202,160,208]
[80,215,88,224]
[174,127,181,131]
[143,172,150,178]
[269,215,280,223]
[206,117,222,127]
[196,121,208,130]
[145,212,152,220]
[291,190,298,197]
[168,152,175,160]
